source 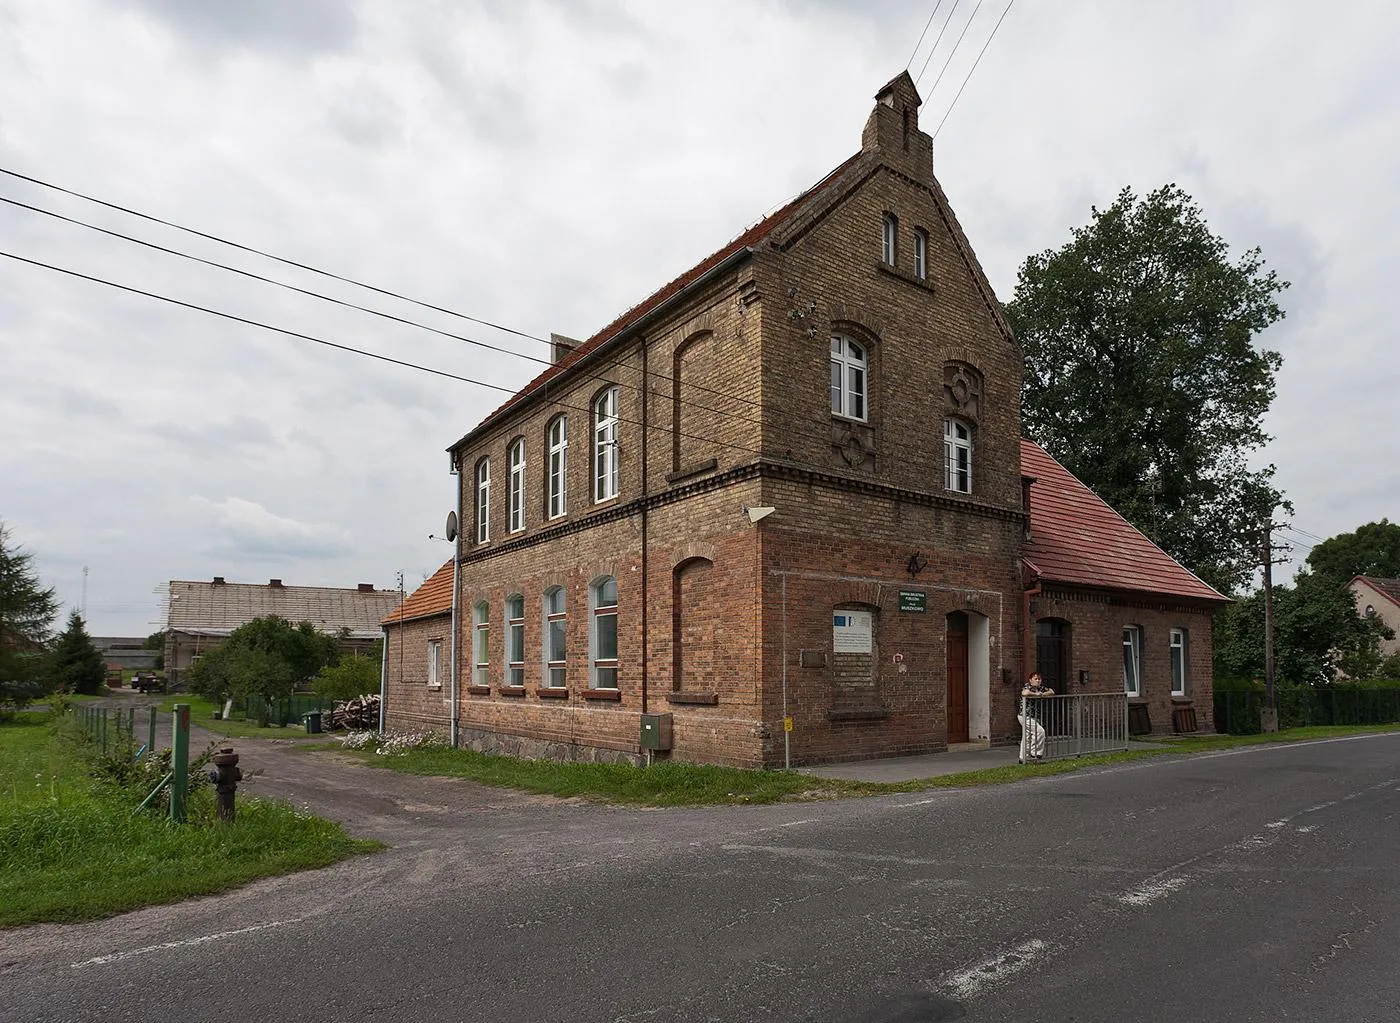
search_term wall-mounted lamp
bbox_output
[907,552,928,576]
[743,506,775,525]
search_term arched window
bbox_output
[473,601,490,687]
[543,586,567,688]
[944,418,972,493]
[547,414,568,519]
[593,387,619,503]
[882,213,898,266]
[506,594,525,687]
[913,228,928,280]
[830,336,867,421]
[475,458,491,544]
[508,438,526,533]
[591,577,619,689]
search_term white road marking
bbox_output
[72,919,297,968]
[1297,825,1318,833]
[1304,801,1338,813]
[899,798,941,806]
[942,938,1051,1000]
[1120,876,1189,907]
[1265,819,1291,829]
[779,818,818,827]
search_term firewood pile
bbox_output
[326,694,380,731]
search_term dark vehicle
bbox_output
[131,672,165,694]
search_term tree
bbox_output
[47,611,106,695]
[144,630,166,670]
[0,521,59,685]
[312,653,380,702]
[1006,184,1289,594]
[1305,520,1400,588]
[184,615,339,714]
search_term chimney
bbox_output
[212,576,226,585]
[268,578,284,588]
[357,583,374,593]
[550,333,580,365]
[1021,475,1037,539]
[862,71,933,184]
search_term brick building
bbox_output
[381,72,1225,766]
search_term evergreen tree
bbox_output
[48,611,106,695]
[0,520,59,684]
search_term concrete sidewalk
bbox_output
[801,740,1171,783]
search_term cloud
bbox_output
[126,0,357,57]
[191,496,355,560]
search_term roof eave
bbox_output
[447,245,756,455]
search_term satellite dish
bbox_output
[444,511,458,542]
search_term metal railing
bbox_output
[1019,693,1128,761]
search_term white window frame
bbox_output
[829,336,867,422]
[427,639,442,689]
[945,418,972,494]
[590,577,619,690]
[508,438,526,533]
[593,387,620,503]
[1170,628,1188,697]
[473,601,490,688]
[882,213,898,267]
[506,594,525,687]
[914,229,928,279]
[475,458,490,544]
[1122,626,1141,698]
[547,415,568,519]
[543,587,567,689]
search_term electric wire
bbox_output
[914,0,962,88]
[906,1,944,69]
[924,0,987,101]
[931,0,1018,142]
[0,247,771,461]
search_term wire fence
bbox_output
[1214,687,1400,735]
[1019,693,1128,761]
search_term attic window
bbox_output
[882,214,898,267]
[913,229,927,279]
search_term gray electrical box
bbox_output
[639,712,673,751]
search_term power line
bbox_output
[931,0,1018,142]
[924,0,987,101]
[0,247,770,461]
[914,0,963,87]
[906,1,945,69]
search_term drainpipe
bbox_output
[450,459,463,747]
[639,335,650,721]
[377,624,388,734]
[1021,559,1042,685]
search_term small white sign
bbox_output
[833,610,873,653]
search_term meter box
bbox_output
[639,712,673,751]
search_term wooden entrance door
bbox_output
[946,612,970,744]
[1035,619,1070,694]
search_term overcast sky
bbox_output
[3,0,1397,636]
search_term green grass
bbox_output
[349,722,1400,807]
[155,693,322,740]
[0,712,379,927]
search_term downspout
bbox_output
[377,624,388,734]
[1021,559,1042,685]
[639,335,650,722]
[450,458,463,748]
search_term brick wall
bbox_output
[382,613,451,734]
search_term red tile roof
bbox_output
[381,560,455,625]
[1021,440,1227,603]
[1354,576,1400,609]
[453,152,864,449]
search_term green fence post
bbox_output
[148,706,157,755]
[171,703,190,823]
[100,709,108,756]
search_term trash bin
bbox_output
[304,711,323,734]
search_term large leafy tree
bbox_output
[0,521,59,679]
[185,615,339,711]
[1006,184,1289,594]
[1305,520,1400,588]
[47,611,106,695]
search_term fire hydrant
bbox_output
[210,747,242,823]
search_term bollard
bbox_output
[148,706,157,757]
[210,747,242,823]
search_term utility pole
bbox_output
[1261,527,1277,733]
[81,565,89,623]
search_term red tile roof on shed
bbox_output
[381,560,454,626]
[454,152,864,449]
[1021,440,1226,603]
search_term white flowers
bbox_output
[340,730,443,756]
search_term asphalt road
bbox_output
[3,732,1398,1022]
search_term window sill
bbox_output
[830,412,869,428]
[827,707,890,723]
[1171,696,1192,703]
[535,686,569,700]
[593,494,621,508]
[466,685,492,696]
[666,458,718,484]
[500,685,527,698]
[583,688,621,701]
[665,690,719,706]
[877,262,936,294]
[427,684,443,691]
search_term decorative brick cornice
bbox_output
[1039,585,1225,615]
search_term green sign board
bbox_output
[898,590,927,613]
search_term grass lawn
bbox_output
[0,711,380,927]
[348,722,1400,807]
[155,693,325,741]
